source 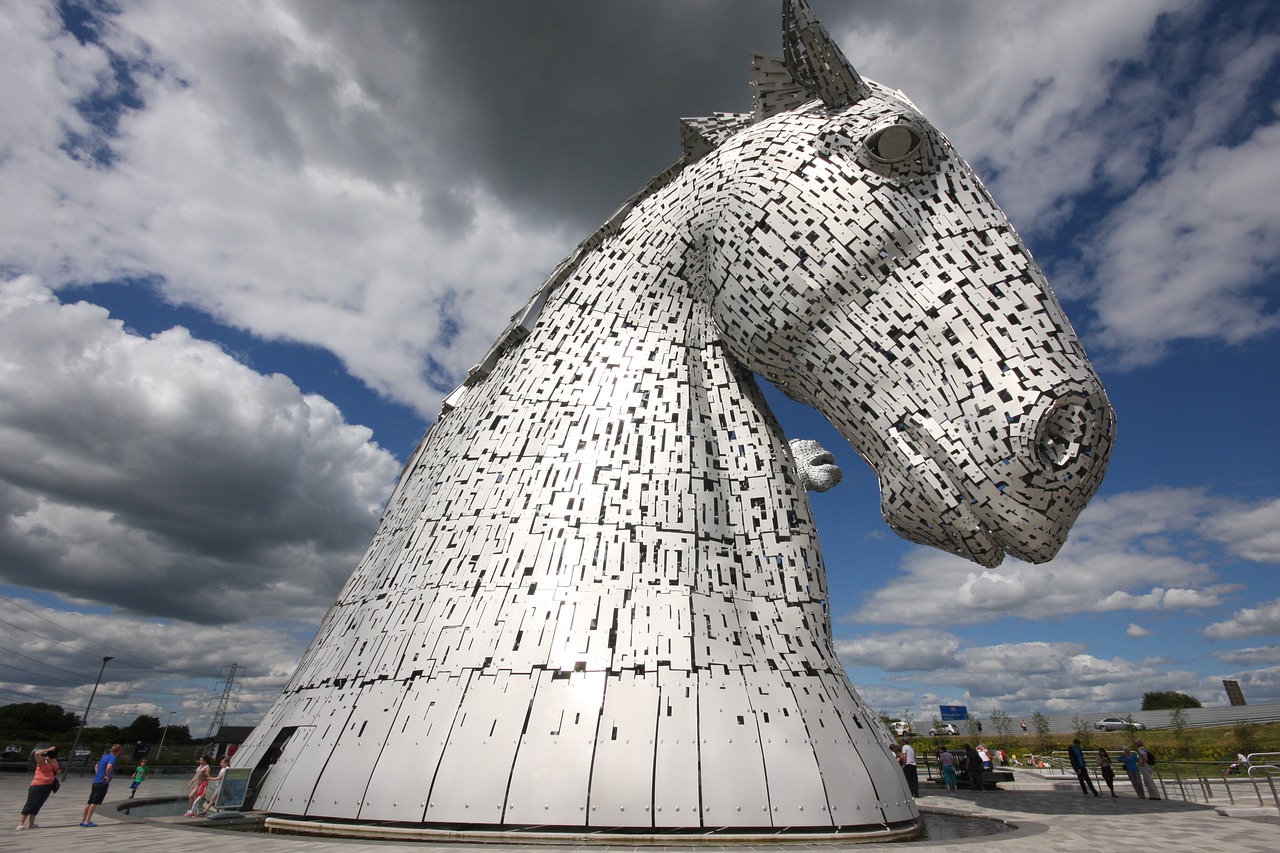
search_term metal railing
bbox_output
[1027,754,1280,809]
[1245,752,1280,809]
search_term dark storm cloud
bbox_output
[289,0,788,232]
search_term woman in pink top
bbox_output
[18,745,60,830]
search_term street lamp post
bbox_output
[156,710,176,759]
[64,656,113,779]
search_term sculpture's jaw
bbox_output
[878,385,1116,567]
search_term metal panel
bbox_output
[751,666,833,827]
[504,669,605,826]
[358,673,469,822]
[424,671,537,822]
[586,669,661,827]
[252,725,314,813]
[652,667,700,826]
[308,680,404,818]
[696,667,771,827]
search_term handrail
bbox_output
[1244,753,1280,808]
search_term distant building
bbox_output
[205,725,254,761]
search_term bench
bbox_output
[940,768,1015,790]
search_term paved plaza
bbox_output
[0,769,1275,853]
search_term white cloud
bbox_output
[1201,498,1280,565]
[0,1,574,416]
[0,276,399,623]
[1214,645,1280,666]
[851,639,1203,719]
[1085,121,1280,367]
[842,1,1280,368]
[834,630,961,672]
[0,597,310,728]
[1204,597,1280,640]
[1127,623,1152,638]
[850,488,1236,625]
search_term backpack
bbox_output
[1144,748,1156,766]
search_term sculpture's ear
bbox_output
[680,113,754,160]
[750,54,811,120]
[782,0,872,108]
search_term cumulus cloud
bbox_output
[1204,597,1280,640]
[2,0,1274,417]
[852,639,1203,717]
[834,630,961,672]
[1126,623,1153,638]
[1201,498,1280,565]
[1214,645,1280,666]
[0,596,311,727]
[0,277,399,623]
[849,487,1246,626]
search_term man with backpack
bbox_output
[1135,740,1159,800]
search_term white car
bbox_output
[929,723,959,736]
[889,720,914,737]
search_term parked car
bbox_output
[929,723,959,736]
[888,720,914,737]
[1095,717,1146,731]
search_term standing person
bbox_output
[18,745,59,830]
[1021,719,1028,733]
[201,757,230,815]
[1098,748,1117,797]
[939,746,958,791]
[964,744,985,791]
[128,759,149,798]
[901,740,919,797]
[185,756,210,816]
[80,743,122,827]
[1135,740,1160,800]
[1068,738,1100,796]
[1120,746,1144,797]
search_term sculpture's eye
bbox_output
[866,125,922,163]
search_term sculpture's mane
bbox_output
[440,7,888,415]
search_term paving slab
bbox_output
[0,769,1275,853]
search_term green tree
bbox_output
[1032,711,1052,754]
[1231,720,1261,756]
[123,715,163,742]
[989,709,1013,746]
[1141,691,1202,710]
[1071,715,1093,749]
[1169,707,1190,757]
[0,702,79,738]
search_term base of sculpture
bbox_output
[262,816,923,845]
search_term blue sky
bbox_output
[0,0,1277,735]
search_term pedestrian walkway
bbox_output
[0,769,1274,852]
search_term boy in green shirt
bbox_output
[128,759,149,798]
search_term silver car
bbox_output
[1094,717,1146,731]
[929,723,959,736]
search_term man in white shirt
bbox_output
[900,740,919,797]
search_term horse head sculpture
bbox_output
[234,1,1114,840]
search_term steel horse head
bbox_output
[234,0,1114,840]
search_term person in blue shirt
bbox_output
[1068,738,1100,797]
[80,744,122,827]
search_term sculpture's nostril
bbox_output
[1034,399,1104,474]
